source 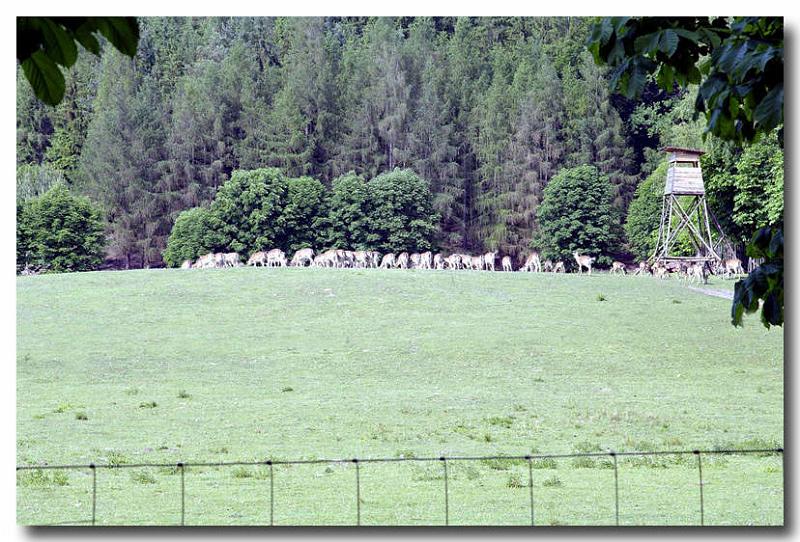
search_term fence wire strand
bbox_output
[16,447,782,526]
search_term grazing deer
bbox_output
[470,254,484,271]
[433,253,445,270]
[502,256,513,272]
[266,249,287,267]
[543,260,554,272]
[291,248,315,267]
[573,251,595,275]
[520,252,542,272]
[180,259,192,269]
[396,252,410,269]
[610,261,626,275]
[247,251,268,267]
[419,251,433,270]
[353,250,369,268]
[632,261,649,276]
[446,254,461,270]
[483,252,496,271]
[723,258,744,279]
[368,251,381,268]
[380,253,396,269]
[194,252,216,269]
[410,253,421,268]
[553,261,566,273]
[652,262,669,280]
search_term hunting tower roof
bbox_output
[661,146,706,156]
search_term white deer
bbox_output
[501,256,513,272]
[573,251,595,275]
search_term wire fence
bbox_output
[17,447,783,526]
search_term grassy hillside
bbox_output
[17,268,783,525]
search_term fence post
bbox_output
[694,451,704,526]
[267,461,274,526]
[526,456,534,526]
[353,459,361,526]
[90,464,96,526]
[440,457,449,526]
[610,452,619,526]
[178,462,185,526]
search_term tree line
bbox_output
[16,17,783,272]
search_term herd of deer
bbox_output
[182,249,746,281]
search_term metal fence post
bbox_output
[611,452,619,526]
[694,451,704,526]
[441,457,449,526]
[526,456,534,526]
[90,464,96,526]
[353,459,361,526]
[268,461,274,526]
[178,462,185,526]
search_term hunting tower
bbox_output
[650,147,730,266]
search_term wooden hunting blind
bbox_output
[650,147,731,266]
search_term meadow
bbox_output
[16,267,783,525]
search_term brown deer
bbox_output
[610,261,626,275]
[290,248,315,267]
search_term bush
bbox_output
[365,168,439,253]
[624,161,667,260]
[324,172,371,249]
[209,167,289,254]
[17,183,106,273]
[162,207,225,267]
[282,176,329,252]
[535,165,623,268]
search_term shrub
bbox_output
[17,183,106,273]
[162,207,225,267]
[282,176,329,252]
[535,165,623,268]
[324,172,371,249]
[209,167,289,254]
[365,168,439,253]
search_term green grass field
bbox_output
[16,267,783,526]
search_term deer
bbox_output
[542,260,554,272]
[520,252,542,272]
[396,252,410,269]
[266,249,287,267]
[483,252,496,272]
[610,261,626,275]
[380,253,396,269]
[247,251,268,267]
[180,259,192,269]
[501,256,513,272]
[445,254,462,270]
[553,261,566,273]
[290,248,315,267]
[573,251,595,275]
[433,253,446,270]
[723,258,745,279]
[632,261,649,276]
[419,251,433,270]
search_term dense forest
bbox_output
[16,16,784,270]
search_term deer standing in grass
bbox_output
[573,251,595,275]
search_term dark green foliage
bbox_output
[732,227,783,328]
[162,207,224,268]
[324,173,371,250]
[17,184,106,273]
[588,17,783,143]
[208,168,288,254]
[17,17,140,105]
[624,162,667,259]
[365,169,439,253]
[282,176,329,252]
[535,165,622,267]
